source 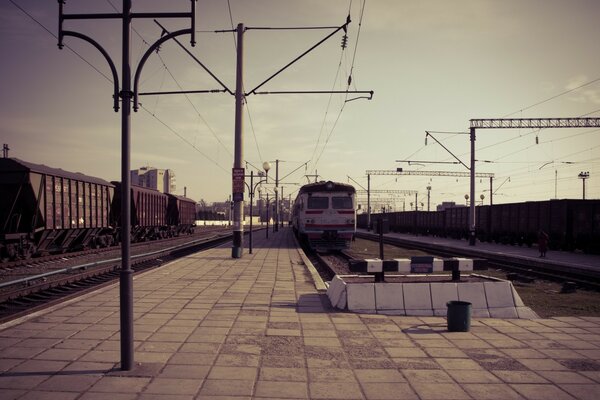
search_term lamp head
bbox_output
[262,161,271,173]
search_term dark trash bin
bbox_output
[446,300,471,332]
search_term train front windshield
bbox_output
[332,196,353,209]
[308,197,328,209]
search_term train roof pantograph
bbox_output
[298,181,356,195]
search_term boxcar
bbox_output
[0,158,113,259]
[111,182,168,242]
[166,194,196,235]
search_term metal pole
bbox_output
[275,159,279,232]
[232,23,245,258]
[490,176,493,206]
[280,186,284,227]
[555,170,557,199]
[266,192,269,238]
[119,0,133,371]
[469,127,476,246]
[249,171,253,254]
[367,174,371,231]
[583,177,586,200]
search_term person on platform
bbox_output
[538,229,549,258]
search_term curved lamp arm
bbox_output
[60,30,120,112]
[133,28,192,111]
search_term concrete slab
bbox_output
[375,282,405,310]
[346,283,376,312]
[403,283,433,311]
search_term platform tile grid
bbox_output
[0,228,598,399]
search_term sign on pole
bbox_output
[232,167,245,201]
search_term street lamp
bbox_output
[273,187,278,233]
[464,194,469,205]
[480,194,485,205]
[245,162,270,254]
[578,171,589,199]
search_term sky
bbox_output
[2,0,600,209]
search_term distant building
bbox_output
[437,201,458,211]
[130,166,176,194]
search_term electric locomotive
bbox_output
[292,181,356,251]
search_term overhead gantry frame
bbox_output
[467,117,600,245]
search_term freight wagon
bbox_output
[358,199,600,253]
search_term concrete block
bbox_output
[516,307,539,319]
[406,309,434,316]
[375,282,404,310]
[457,282,488,309]
[378,309,406,316]
[430,282,459,310]
[489,307,519,319]
[366,259,383,273]
[484,281,515,308]
[347,283,375,311]
[455,258,473,271]
[509,283,526,307]
[432,258,444,272]
[393,258,411,273]
[403,283,432,310]
[327,275,347,309]
[433,308,448,317]
[472,309,491,318]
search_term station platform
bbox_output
[1,228,599,399]
[356,229,600,274]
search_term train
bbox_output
[292,181,356,251]
[0,158,196,261]
[357,199,600,253]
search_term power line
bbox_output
[503,77,600,118]
[155,52,233,157]
[139,104,229,174]
[9,0,112,83]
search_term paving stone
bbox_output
[510,383,577,400]
[402,369,454,383]
[410,382,471,399]
[142,377,202,395]
[462,383,525,399]
[492,370,549,384]
[197,379,254,397]
[309,381,363,399]
[17,390,79,400]
[355,368,406,383]
[88,376,151,393]
[559,383,600,400]
[361,382,418,399]
[254,380,308,398]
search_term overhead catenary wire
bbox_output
[9,0,113,83]
[502,77,600,118]
[312,0,368,170]
[140,104,229,174]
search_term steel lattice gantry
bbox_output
[365,170,494,178]
[362,170,495,229]
[470,117,600,129]
[465,117,600,246]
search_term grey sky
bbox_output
[2,0,599,206]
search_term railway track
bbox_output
[355,231,600,290]
[0,228,249,324]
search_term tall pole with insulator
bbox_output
[232,23,245,258]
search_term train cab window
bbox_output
[332,196,353,209]
[307,196,328,209]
